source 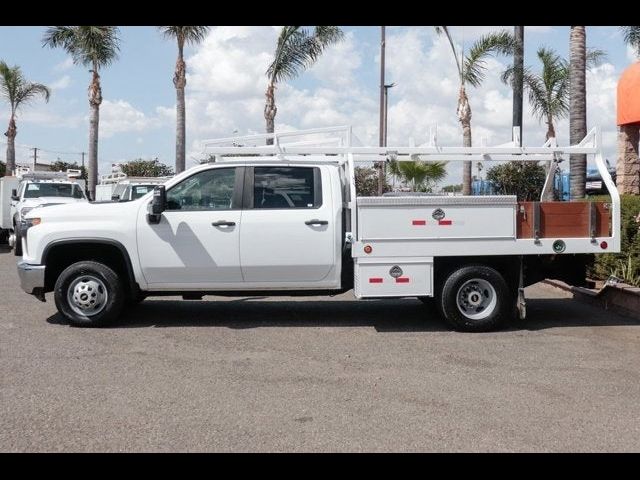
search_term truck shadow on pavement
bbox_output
[46,295,640,332]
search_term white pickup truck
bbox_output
[16,127,620,331]
[1,168,87,255]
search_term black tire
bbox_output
[13,224,23,256]
[54,261,125,327]
[438,265,512,332]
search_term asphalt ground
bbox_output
[1,245,639,452]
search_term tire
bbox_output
[438,265,512,332]
[13,224,22,256]
[54,261,125,327]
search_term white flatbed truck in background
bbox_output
[16,126,619,331]
[95,172,171,202]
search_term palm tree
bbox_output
[569,26,587,200]
[0,62,50,174]
[619,26,640,195]
[42,26,120,200]
[158,26,210,174]
[265,26,343,145]
[621,26,640,53]
[503,47,605,142]
[435,27,515,195]
[388,159,447,192]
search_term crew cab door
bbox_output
[240,165,336,285]
[137,166,244,288]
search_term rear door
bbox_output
[239,165,336,284]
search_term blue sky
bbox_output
[0,26,633,181]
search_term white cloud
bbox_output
[98,100,171,138]
[50,75,71,90]
[53,57,74,72]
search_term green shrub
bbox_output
[587,194,640,286]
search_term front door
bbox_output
[137,166,244,289]
[239,165,336,285]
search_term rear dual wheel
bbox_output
[437,265,512,332]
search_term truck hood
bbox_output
[24,197,143,221]
[22,197,87,208]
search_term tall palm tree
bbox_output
[158,26,210,174]
[0,62,50,174]
[265,26,343,145]
[42,26,120,200]
[436,27,515,195]
[389,159,447,192]
[569,26,587,200]
[619,26,640,195]
[503,47,605,142]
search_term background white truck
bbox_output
[95,172,171,202]
[16,126,619,331]
[1,168,87,255]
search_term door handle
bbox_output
[212,220,236,227]
[305,219,328,226]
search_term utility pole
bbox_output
[377,26,386,195]
[32,147,38,171]
[512,26,524,145]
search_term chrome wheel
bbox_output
[456,278,497,321]
[67,275,108,317]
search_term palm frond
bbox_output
[463,30,515,87]
[267,26,343,83]
[621,26,640,55]
[586,48,606,68]
[0,62,50,111]
[158,26,210,45]
[434,26,462,80]
[43,26,120,69]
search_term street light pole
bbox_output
[383,83,396,147]
[377,26,386,195]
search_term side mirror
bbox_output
[11,189,19,201]
[148,185,166,224]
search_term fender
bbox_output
[41,238,139,293]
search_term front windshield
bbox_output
[131,184,156,200]
[23,183,85,199]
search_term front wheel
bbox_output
[438,265,512,332]
[54,261,125,327]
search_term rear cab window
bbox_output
[250,167,322,209]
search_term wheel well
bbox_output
[434,256,520,293]
[43,241,137,295]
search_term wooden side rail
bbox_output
[516,202,611,239]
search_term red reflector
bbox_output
[600,241,608,250]
[364,245,373,254]
[395,277,410,283]
[369,278,383,283]
[412,220,426,226]
[438,220,452,226]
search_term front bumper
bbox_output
[17,261,46,299]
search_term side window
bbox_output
[252,167,321,209]
[166,168,237,211]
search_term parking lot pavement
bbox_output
[1,245,639,452]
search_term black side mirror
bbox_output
[148,185,166,224]
[11,189,19,201]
